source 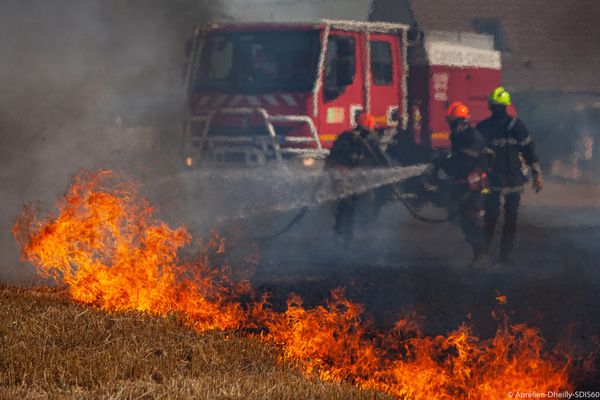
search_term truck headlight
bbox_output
[302,157,316,167]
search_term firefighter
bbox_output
[387,100,431,166]
[445,102,495,264]
[476,87,543,264]
[325,112,387,243]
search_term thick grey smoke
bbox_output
[0,0,223,282]
[226,0,372,22]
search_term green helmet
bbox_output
[489,86,511,106]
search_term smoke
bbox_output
[0,0,223,282]
[0,0,403,285]
[225,0,372,22]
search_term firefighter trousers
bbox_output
[334,196,357,243]
[483,190,521,258]
[334,192,379,243]
[452,188,485,257]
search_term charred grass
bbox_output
[0,286,390,400]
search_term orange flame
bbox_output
[13,170,246,330]
[13,170,578,398]
[496,290,508,305]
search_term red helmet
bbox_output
[357,112,376,130]
[447,101,471,119]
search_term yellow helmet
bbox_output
[489,87,511,106]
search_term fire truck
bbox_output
[182,20,505,167]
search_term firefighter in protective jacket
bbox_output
[445,102,495,263]
[476,87,543,264]
[325,112,387,243]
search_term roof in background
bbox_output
[371,0,600,92]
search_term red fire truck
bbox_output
[182,20,504,167]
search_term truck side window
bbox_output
[324,36,356,102]
[201,35,233,81]
[371,41,393,85]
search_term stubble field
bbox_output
[0,286,388,400]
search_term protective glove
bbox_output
[533,174,544,193]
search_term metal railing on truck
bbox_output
[184,107,328,166]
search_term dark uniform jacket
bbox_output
[325,127,387,169]
[447,119,494,182]
[476,111,541,188]
[386,127,431,166]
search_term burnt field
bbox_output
[243,187,600,390]
[255,217,600,343]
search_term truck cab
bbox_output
[182,20,504,167]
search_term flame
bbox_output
[13,170,246,330]
[496,290,508,305]
[14,170,579,399]
[266,292,573,399]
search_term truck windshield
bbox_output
[196,30,320,94]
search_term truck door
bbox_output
[319,31,364,147]
[467,69,502,124]
[368,34,403,129]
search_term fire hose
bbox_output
[252,206,310,242]
[250,137,461,242]
[355,134,460,225]
[250,175,325,242]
